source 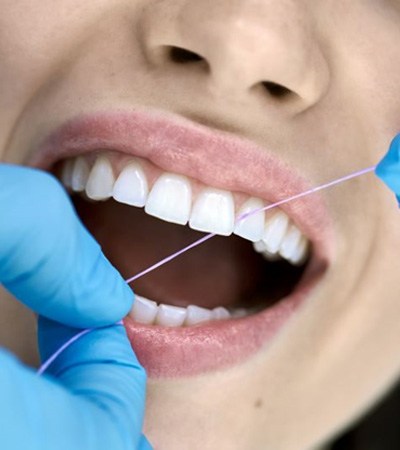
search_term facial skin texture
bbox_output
[1,1,400,448]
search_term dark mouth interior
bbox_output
[72,194,309,314]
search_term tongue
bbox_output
[73,196,267,310]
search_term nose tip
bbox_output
[141,1,330,112]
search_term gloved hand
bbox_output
[0,164,152,450]
[375,134,400,204]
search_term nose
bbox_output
[139,0,329,112]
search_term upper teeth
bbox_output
[145,173,192,225]
[189,187,235,236]
[61,155,310,266]
[113,161,148,207]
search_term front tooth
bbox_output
[129,295,158,325]
[71,156,90,192]
[85,156,115,200]
[234,198,265,242]
[184,305,213,325]
[261,211,289,254]
[279,224,302,261]
[155,304,187,327]
[145,173,192,225]
[189,188,235,236]
[113,161,148,207]
[212,306,231,320]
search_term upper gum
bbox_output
[76,151,304,233]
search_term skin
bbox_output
[1,0,400,448]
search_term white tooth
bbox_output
[189,188,235,236]
[61,159,74,188]
[129,295,158,325]
[261,211,289,254]
[71,157,90,192]
[253,240,267,253]
[279,224,302,261]
[261,249,281,262]
[184,305,213,326]
[145,173,192,225]
[155,304,187,327]
[287,236,309,266]
[85,156,115,200]
[113,162,148,207]
[212,306,231,320]
[234,198,265,242]
[253,240,282,260]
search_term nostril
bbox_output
[168,46,204,64]
[262,81,292,99]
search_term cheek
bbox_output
[322,2,400,141]
[0,0,112,161]
[0,287,38,365]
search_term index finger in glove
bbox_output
[0,164,133,328]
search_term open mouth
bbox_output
[60,153,310,321]
[31,110,332,378]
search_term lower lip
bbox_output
[124,259,324,378]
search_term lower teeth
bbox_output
[129,294,246,327]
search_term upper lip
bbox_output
[29,108,334,261]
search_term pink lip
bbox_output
[123,268,323,378]
[30,108,334,378]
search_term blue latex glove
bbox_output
[375,134,400,205]
[0,164,152,450]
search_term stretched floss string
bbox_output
[37,165,376,375]
[37,321,124,375]
[37,328,93,376]
[125,165,376,284]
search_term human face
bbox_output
[1,1,400,448]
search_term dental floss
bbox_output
[125,165,376,284]
[37,328,92,376]
[37,165,376,375]
[36,321,124,376]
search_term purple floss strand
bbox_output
[126,165,376,284]
[37,321,124,375]
[37,165,375,375]
[37,328,92,375]
[125,233,216,284]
